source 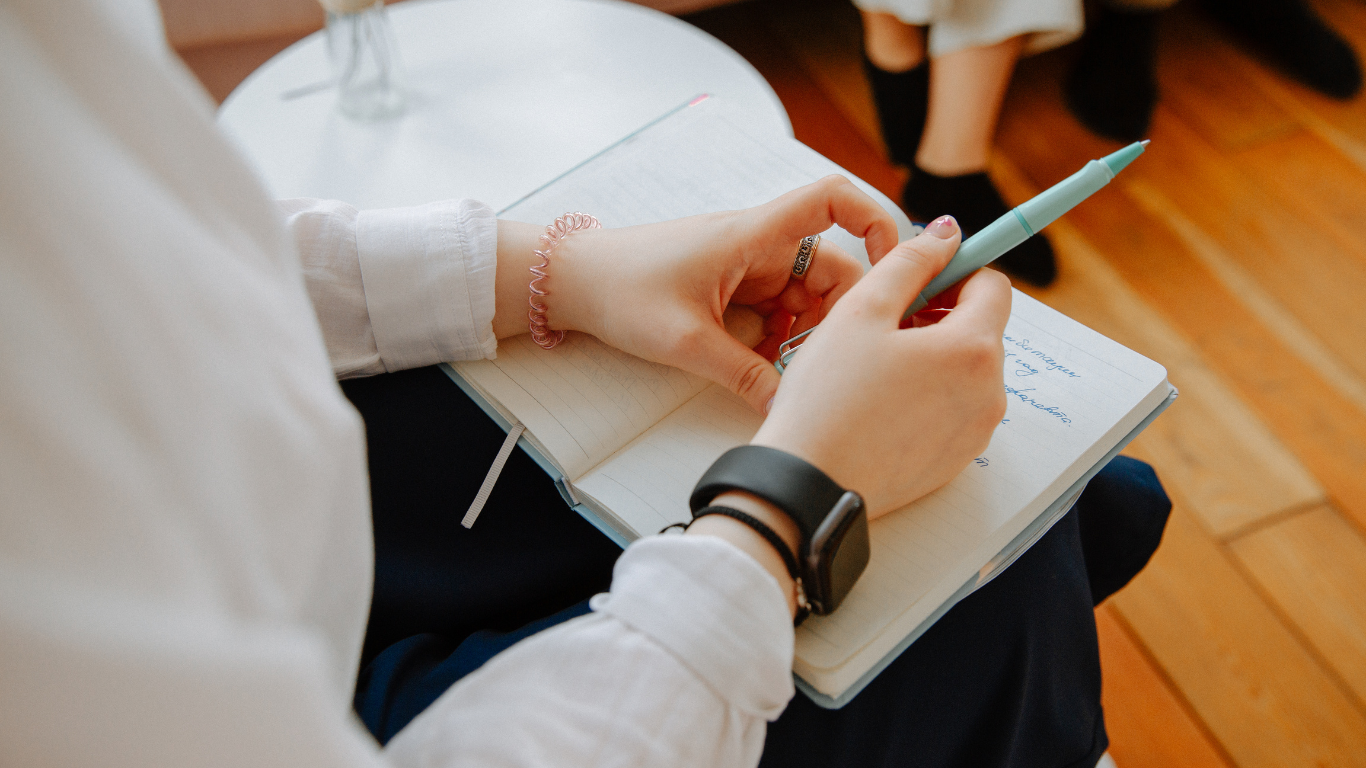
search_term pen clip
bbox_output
[774,327,817,374]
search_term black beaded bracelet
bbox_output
[691,505,802,580]
[689,506,812,625]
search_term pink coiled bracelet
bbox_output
[528,212,601,350]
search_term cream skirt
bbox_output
[853,0,1084,57]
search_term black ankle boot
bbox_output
[864,55,930,167]
[1065,5,1160,143]
[1198,0,1362,98]
[903,166,1058,287]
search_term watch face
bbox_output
[808,492,870,614]
[825,507,870,611]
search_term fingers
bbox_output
[764,176,900,264]
[932,264,1012,339]
[800,239,864,319]
[722,304,766,349]
[673,321,782,413]
[844,215,962,322]
[775,239,863,337]
[752,310,794,362]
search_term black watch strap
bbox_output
[690,505,814,626]
[689,445,847,544]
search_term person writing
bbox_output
[1,1,1169,766]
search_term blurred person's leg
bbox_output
[859,1,1072,287]
[344,367,1171,765]
[861,11,930,168]
[1065,0,1172,142]
[1068,0,1361,144]
[1197,0,1361,98]
[903,35,1060,287]
[916,34,1023,176]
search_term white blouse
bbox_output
[0,1,795,766]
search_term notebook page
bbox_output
[499,97,916,258]
[453,333,709,480]
[794,292,1169,673]
[574,384,763,535]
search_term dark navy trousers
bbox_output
[341,366,1171,768]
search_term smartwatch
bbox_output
[690,445,870,618]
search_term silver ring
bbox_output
[792,234,819,279]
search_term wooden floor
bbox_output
[179,1,1366,765]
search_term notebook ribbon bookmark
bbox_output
[461,422,527,528]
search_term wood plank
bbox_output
[1004,61,1366,382]
[1113,508,1366,768]
[686,1,907,203]
[756,0,886,156]
[1234,129,1366,272]
[995,76,1366,533]
[1156,7,1300,152]
[1096,604,1234,768]
[1120,178,1366,418]
[989,156,1325,537]
[1130,111,1366,378]
[1155,0,1366,181]
[1071,181,1366,532]
[1259,0,1366,168]
[1230,505,1366,707]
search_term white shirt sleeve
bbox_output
[385,535,796,768]
[2,2,800,767]
[278,197,499,379]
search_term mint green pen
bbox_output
[776,140,1148,373]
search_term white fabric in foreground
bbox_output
[0,0,796,766]
[387,535,795,768]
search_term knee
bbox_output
[861,11,926,71]
[1094,455,1172,519]
[1075,455,1172,604]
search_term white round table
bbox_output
[218,0,791,212]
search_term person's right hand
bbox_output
[751,215,1011,519]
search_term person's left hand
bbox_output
[533,176,900,413]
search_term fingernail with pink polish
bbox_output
[765,397,775,415]
[925,215,958,239]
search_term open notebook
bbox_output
[441,97,1176,707]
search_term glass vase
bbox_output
[324,0,406,120]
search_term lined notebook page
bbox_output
[574,384,763,535]
[499,97,915,263]
[794,292,1169,677]
[454,334,709,480]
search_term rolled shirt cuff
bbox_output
[356,199,498,371]
[591,535,796,720]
